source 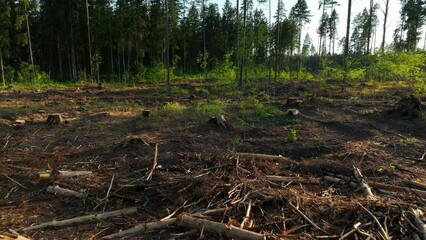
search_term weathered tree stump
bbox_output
[142,110,151,118]
[46,114,63,125]
[388,95,423,120]
[208,115,231,129]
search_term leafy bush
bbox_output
[157,102,186,115]
[285,129,297,143]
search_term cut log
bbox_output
[46,185,88,198]
[0,234,30,240]
[46,114,63,125]
[101,218,176,239]
[176,214,266,240]
[233,152,287,161]
[23,207,138,232]
[207,115,231,129]
[38,170,92,179]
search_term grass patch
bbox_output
[237,97,282,121]
[194,99,225,116]
[156,102,187,115]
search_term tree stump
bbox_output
[46,114,63,125]
[207,115,231,129]
[388,95,423,120]
[142,110,151,118]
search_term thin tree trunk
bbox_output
[109,19,114,76]
[57,39,63,81]
[297,21,302,80]
[165,0,170,85]
[381,0,389,52]
[344,0,352,69]
[24,4,35,83]
[275,1,280,82]
[202,0,207,81]
[0,48,5,86]
[239,0,247,85]
[86,0,93,81]
[268,0,271,85]
[366,0,373,54]
[236,0,240,84]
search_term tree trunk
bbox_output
[366,0,373,54]
[165,0,170,85]
[239,0,247,85]
[86,0,93,81]
[236,0,240,85]
[381,0,389,52]
[0,48,5,86]
[24,4,35,83]
[344,0,352,70]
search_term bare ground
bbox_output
[0,80,425,239]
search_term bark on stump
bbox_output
[46,114,63,125]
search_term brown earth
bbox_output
[0,80,425,239]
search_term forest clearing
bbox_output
[0,79,425,239]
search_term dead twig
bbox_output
[233,152,287,161]
[288,201,329,235]
[3,174,26,189]
[240,200,252,229]
[357,203,390,240]
[22,207,138,232]
[146,143,158,181]
[103,174,115,211]
[410,208,426,240]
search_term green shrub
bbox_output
[195,99,225,116]
[285,129,297,143]
[237,97,282,121]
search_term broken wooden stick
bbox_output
[146,143,158,180]
[405,180,426,191]
[358,203,389,240]
[0,233,30,240]
[46,114,63,125]
[410,208,426,240]
[39,170,92,179]
[266,175,321,184]
[46,185,88,198]
[102,218,176,239]
[176,214,266,240]
[240,200,252,229]
[207,115,231,129]
[353,166,375,199]
[324,175,426,198]
[287,201,329,234]
[233,152,287,161]
[23,207,138,232]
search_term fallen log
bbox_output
[233,153,287,161]
[46,185,88,198]
[176,214,267,240]
[38,170,92,179]
[22,207,138,232]
[102,218,176,239]
[266,175,321,184]
[405,180,426,191]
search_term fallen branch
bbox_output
[22,207,138,232]
[4,174,27,189]
[410,208,426,240]
[240,200,252,229]
[146,143,158,180]
[358,203,389,240]
[233,152,287,161]
[39,170,92,179]
[46,185,88,198]
[102,218,176,239]
[324,175,426,198]
[406,180,426,191]
[0,232,30,240]
[176,214,266,240]
[287,201,329,234]
[353,166,375,199]
[266,175,321,184]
